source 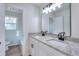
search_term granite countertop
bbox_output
[29,33,79,56]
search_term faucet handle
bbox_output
[57,32,66,41]
[45,31,48,34]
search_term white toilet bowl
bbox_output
[5,41,10,51]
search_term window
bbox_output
[5,16,17,30]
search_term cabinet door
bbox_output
[39,42,48,56]
[39,41,66,56]
[29,37,32,55]
[30,38,39,56]
[47,46,66,56]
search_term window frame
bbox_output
[5,16,17,30]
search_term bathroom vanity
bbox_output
[28,33,79,56]
[28,3,73,56]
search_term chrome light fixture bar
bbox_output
[42,3,63,14]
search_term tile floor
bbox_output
[6,45,22,56]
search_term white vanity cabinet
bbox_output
[38,40,66,56]
[29,37,48,56]
[29,37,67,56]
[38,41,48,56]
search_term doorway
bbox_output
[5,7,23,56]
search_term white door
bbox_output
[0,4,5,56]
[5,10,23,46]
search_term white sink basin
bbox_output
[48,40,68,47]
[34,35,58,40]
[33,36,44,39]
[47,39,71,53]
[45,36,58,40]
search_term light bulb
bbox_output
[42,8,48,14]
[42,9,45,13]
[55,3,62,8]
[50,4,56,11]
[45,11,48,14]
[48,8,52,13]
[50,4,53,10]
[45,10,48,14]
[58,5,61,8]
[46,7,52,13]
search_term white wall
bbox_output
[22,5,41,55]
[5,3,41,55]
[71,3,79,38]
[0,4,5,56]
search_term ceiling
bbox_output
[5,3,49,13]
[5,3,70,13]
[31,3,49,8]
[5,3,49,8]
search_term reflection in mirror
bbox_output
[42,3,71,36]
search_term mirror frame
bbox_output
[70,3,71,37]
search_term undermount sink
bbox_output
[47,39,70,53]
[34,35,58,41]
[48,39,68,47]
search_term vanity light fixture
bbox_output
[42,3,63,14]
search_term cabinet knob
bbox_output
[31,44,34,48]
[0,42,1,45]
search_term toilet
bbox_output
[5,41,10,51]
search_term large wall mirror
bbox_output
[42,3,71,36]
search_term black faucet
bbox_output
[57,32,66,41]
[41,31,48,36]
